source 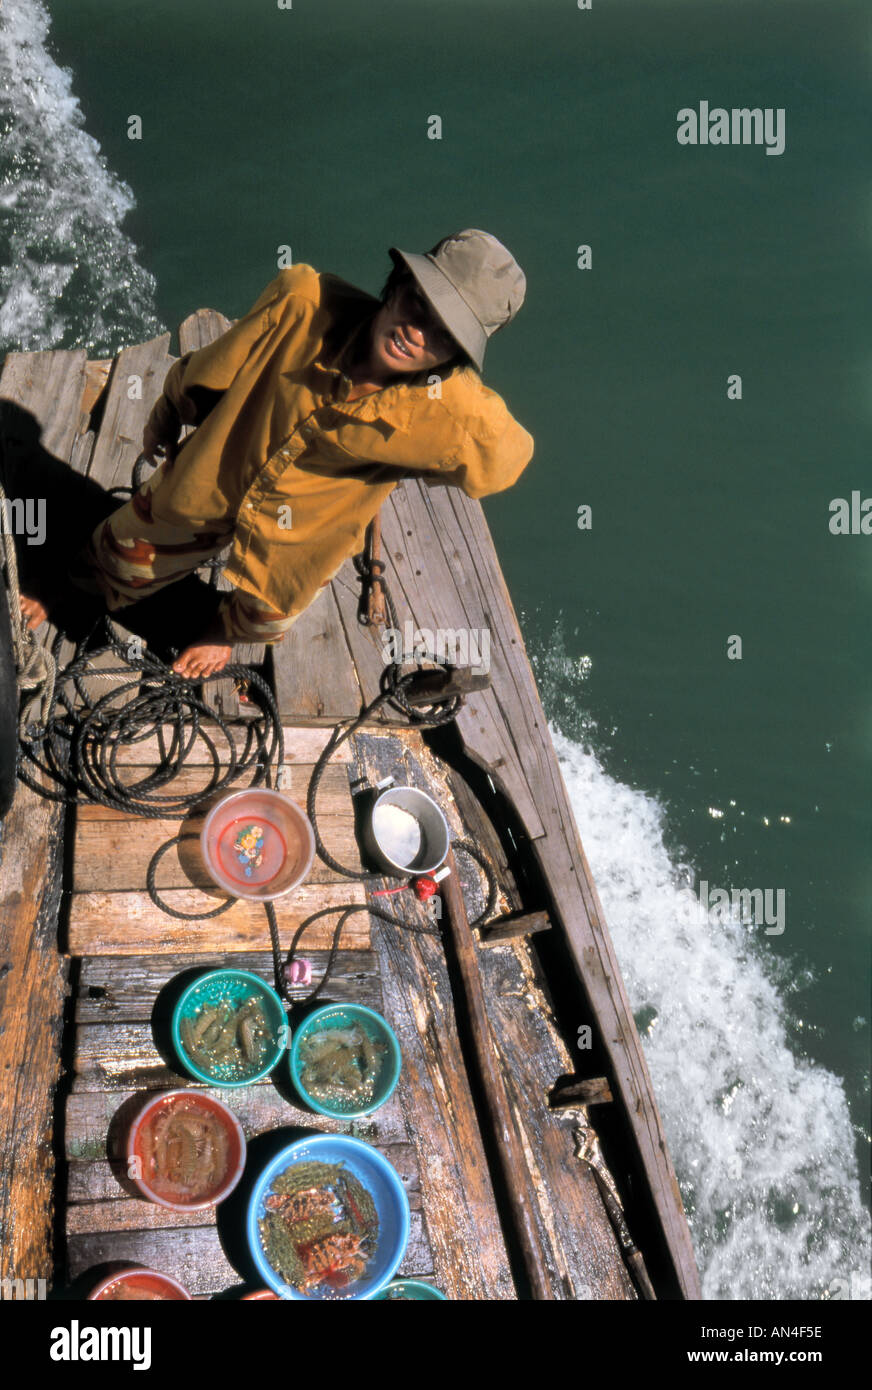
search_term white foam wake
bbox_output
[0,0,162,353]
[549,724,871,1299]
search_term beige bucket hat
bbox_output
[388,228,526,371]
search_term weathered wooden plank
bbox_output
[385,482,546,836]
[0,356,89,1284]
[177,309,233,355]
[0,781,68,1283]
[0,348,97,670]
[65,1224,239,1294]
[67,1199,209,1235]
[550,1077,614,1108]
[73,761,351,822]
[85,336,173,493]
[65,882,371,955]
[479,909,551,946]
[65,1211,432,1294]
[352,731,515,1301]
[330,555,408,725]
[440,846,555,1300]
[272,583,364,722]
[104,723,351,767]
[71,811,360,892]
[73,950,381,1024]
[476,941,635,1299]
[65,1085,410,1157]
[0,349,89,461]
[81,360,113,417]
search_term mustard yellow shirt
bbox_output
[145,264,534,626]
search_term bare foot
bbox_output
[172,641,232,679]
[20,593,49,631]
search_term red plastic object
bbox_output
[88,1267,192,1301]
[127,1090,246,1211]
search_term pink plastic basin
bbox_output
[200,789,315,901]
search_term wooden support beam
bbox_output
[441,848,555,1299]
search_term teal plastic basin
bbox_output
[289,1003,401,1118]
[171,968,288,1087]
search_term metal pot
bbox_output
[363,782,450,877]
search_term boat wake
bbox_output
[0,0,162,355]
[531,633,871,1300]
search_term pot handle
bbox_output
[351,774,395,798]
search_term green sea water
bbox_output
[2,0,869,1298]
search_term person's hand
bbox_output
[142,422,179,464]
[172,641,232,679]
[19,593,48,630]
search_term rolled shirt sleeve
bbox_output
[145,269,313,447]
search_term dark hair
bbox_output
[379,261,474,373]
[379,261,416,306]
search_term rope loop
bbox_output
[16,612,283,814]
[2,509,502,1010]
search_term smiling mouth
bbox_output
[388,328,415,359]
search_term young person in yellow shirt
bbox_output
[21,230,533,679]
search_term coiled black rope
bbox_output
[17,613,282,813]
[141,649,499,1007]
[15,536,502,1009]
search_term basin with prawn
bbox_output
[289,1003,401,1119]
[127,1089,246,1211]
[88,1267,192,1301]
[200,788,315,901]
[171,968,288,1087]
[247,1134,409,1301]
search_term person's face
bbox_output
[370,280,460,375]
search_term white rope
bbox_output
[0,478,57,734]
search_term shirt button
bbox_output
[300,423,314,440]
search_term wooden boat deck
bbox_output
[0,312,700,1299]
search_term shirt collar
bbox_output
[310,311,426,431]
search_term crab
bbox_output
[298,1233,371,1291]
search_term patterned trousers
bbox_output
[70,461,295,645]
